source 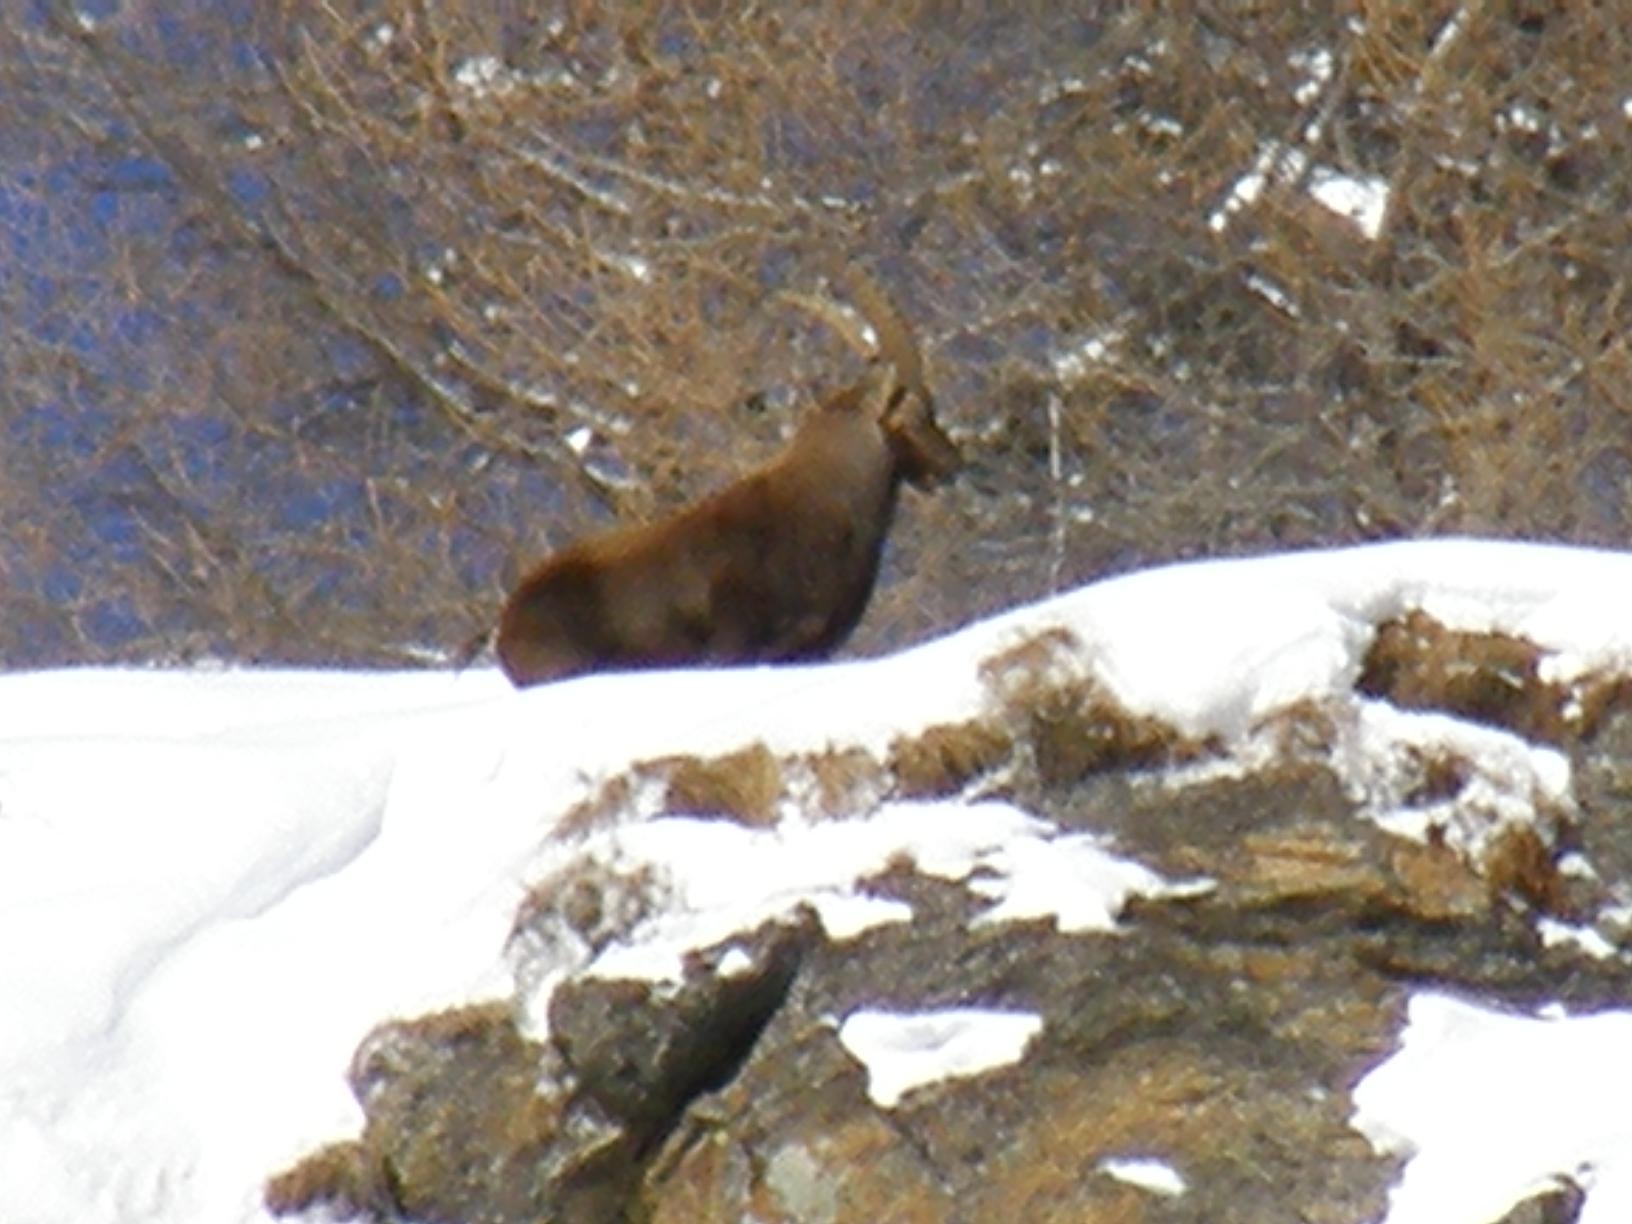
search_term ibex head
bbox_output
[881,375,961,488]
[828,268,960,488]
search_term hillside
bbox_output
[4,540,1632,1223]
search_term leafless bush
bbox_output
[1,2,1627,668]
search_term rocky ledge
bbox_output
[267,612,1632,1224]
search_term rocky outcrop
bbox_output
[267,614,1632,1223]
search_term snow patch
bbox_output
[1352,993,1632,1224]
[1100,1155,1188,1196]
[1536,918,1618,962]
[715,946,756,978]
[1332,700,1571,858]
[1051,329,1122,383]
[962,831,1213,932]
[837,1007,1043,1108]
[1207,134,1390,240]
[550,801,1193,995]
[453,55,513,98]
[1245,270,1300,317]
[1309,168,1390,239]
[1289,47,1334,106]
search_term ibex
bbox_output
[495,273,960,688]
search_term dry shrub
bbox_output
[264,1140,376,1218]
[510,857,661,958]
[784,746,891,822]
[978,628,1205,784]
[1359,611,1573,743]
[5,2,1631,674]
[556,773,639,841]
[888,719,1014,798]
[660,744,785,827]
[5,4,1628,670]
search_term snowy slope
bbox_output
[4,539,1632,1224]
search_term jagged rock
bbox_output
[547,918,811,1134]
[639,762,1399,1222]
[267,620,1632,1222]
[267,1003,571,1224]
[1492,1177,1585,1224]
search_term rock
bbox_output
[267,1002,572,1224]
[547,918,811,1135]
[266,620,1632,1222]
[1492,1177,1585,1224]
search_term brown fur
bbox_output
[495,286,959,688]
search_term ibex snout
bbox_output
[884,384,962,488]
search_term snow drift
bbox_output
[4,539,1632,1223]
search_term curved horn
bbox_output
[837,267,927,400]
[776,266,928,399]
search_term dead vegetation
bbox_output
[655,744,785,828]
[1359,610,1567,739]
[555,626,1215,837]
[976,627,1210,785]
[887,720,1014,798]
[1358,609,1632,743]
[2,4,1628,667]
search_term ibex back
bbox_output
[495,277,960,688]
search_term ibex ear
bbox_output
[884,387,962,487]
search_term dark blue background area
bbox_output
[0,3,571,666]
[12,3,1571,673]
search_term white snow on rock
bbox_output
[1308,167,1390,238]
[836,1007,1044,1108]
[1099,1155,1189,1196]
[1208,142,1390,240]
[962,828,1213,932]
[535,801,1208,1013]
[1334,699,1571,860]
[4,539,1632,1223]
[1352,992,1632,1224]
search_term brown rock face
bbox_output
[268,616,1630,1223]
[264,1003,566,1223]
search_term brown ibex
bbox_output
[495,273,960,688]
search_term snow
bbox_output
[1051,329,1122,383]
[715,946,756,978]
[510,800,1203,1039]
[452,54,509,96]
[1244,270,1300,317]
[961,827,1212,932]
[1208,147,1396,242]
[836,1007,1044,1109]
[1352,993,1632,1224]
[1431,8,1473,61]
[4,539,1632,1223]
[1338,700,1570,859]
[1291,48,1334,101]
[1536,916,1618,961]
[1308,168,1390,239]
[1099,1156,1188,1197]
[1208,140,1285,231]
